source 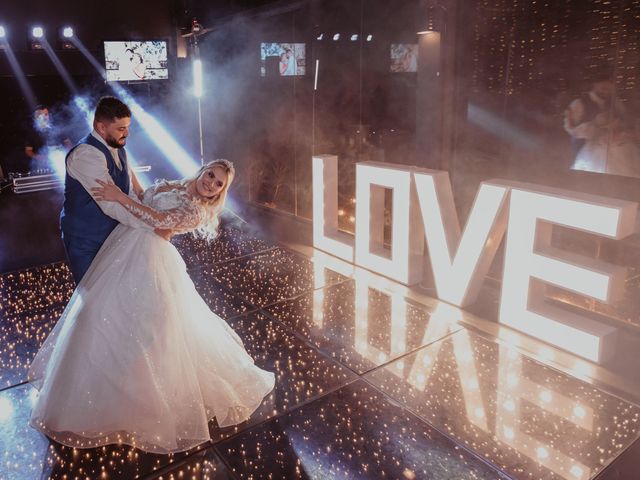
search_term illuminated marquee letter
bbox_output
[355,162,423,285]
[499,182,637,363]
[414,170,509,307]
[312,155,354,262]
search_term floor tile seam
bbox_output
[255,303,461,379]
[254,306,363,379]
[459,321,640,410]
[0,379,28,394]
[211,443,243,480]
[0,260,69,278]
[240,276,354,313]
[183,235,353,302]
[135,442,216,480]
[184,245,280,273]
[592,440,640,480]
[194,275,265,316]
[356,328,464,377]
[359,376,516,480]
[590,431,640,480]
[204,272,352,317]
[362,329,640,479]
[0,301,69,324]
[211,378,360,448]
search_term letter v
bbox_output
[414,169,509,307]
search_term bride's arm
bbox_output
[129,169,145,200]
[92,179,203,230]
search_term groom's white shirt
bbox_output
[66,130,153,230]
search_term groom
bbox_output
[60,96,168,284]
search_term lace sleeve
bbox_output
[123,198,205,230]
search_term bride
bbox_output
[28,159,275,454]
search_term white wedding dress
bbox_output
[28,184,275,454]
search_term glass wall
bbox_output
[198,0,640,372]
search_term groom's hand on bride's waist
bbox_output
[154,228,174,241]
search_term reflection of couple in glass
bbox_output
[564,69,640,178]
[279,47,297,76]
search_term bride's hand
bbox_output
[92,179,126,202]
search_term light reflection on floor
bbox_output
[0,223,639,479]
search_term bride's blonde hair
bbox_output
[157,159,235,241]
[189,159,235,240]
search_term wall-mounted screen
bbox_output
[390,44,418,72]
[104,40,168,82]
[260,43,306,77]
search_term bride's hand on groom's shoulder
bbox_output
[92,179,126,203]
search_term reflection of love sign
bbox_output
[312,155,639,363]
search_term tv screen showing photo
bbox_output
[390,44,418,72]
[260,43,305,77]
[104,40,168,82]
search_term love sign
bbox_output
[312,155,638,363]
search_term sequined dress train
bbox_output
[27,185,276,453]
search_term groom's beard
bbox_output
[106,135,127,149]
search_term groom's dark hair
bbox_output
[94,96,131,124]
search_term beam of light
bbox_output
[355,161,423,285]
[73,95,94,127]
[121,96,199,177]
[1,42,37,110]
[106,88,198,178]
[312,155,354,262]
[413,171,509,307]
[499,181,637,363]
[193,59,203,98]
[46,147,67,180]
[70,37,107,79]
[72,37,199,177]
[41,39,78,94]
[467,103,537,150]
[72,37,199,178]
[32,26,44,38]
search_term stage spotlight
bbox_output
[60,26,76,49]
[0,26,5,38]
[30,26,44,50]
[316,33,324,41]
[333,33,340,41]
[350,34,358,41]
[366,34,373,42]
